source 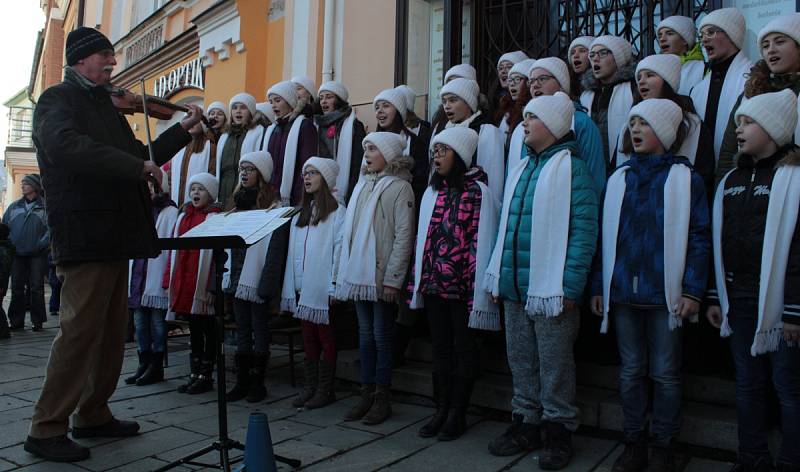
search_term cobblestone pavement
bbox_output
[0,315,734,471]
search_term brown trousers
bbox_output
[29,260,129,438]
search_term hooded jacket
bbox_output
[3,196,48,256]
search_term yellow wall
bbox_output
[264,16,285,91]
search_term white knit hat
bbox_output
[267,81,299,110]
[523,91,575,140]
[430,127,479,167]
[291,75,317,101]
[395,85,417,112]
[206,101,228,119]
[735,89,799,146]
[628,98,684,150]
[699,8,746,50]
[318,81,349,102]
[187,172,219,201]
[439,78,480,113]
[530,57,571,94]
[362,132,406,163]
[229,92,257,117]
[569,36,595,55]
[591,35,633,67]
[636,54,682,92]
[509,59,537,79]
[657,16,697,48]
[497,50,529,67]
[240,151,274,181]
[444,63,477,82]
[256,101,276,123]
[757,13,800,49]
[373,88,408,121]
[303,157,340,190]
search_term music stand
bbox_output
[153,234,301,471]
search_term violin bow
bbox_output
[139,78,157,164]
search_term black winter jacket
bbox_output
[707,145,800,325]
[33,67,191,264]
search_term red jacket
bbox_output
[163,203,221,314]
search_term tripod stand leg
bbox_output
[152,443,217,472]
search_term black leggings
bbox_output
[424,296,479,379]
[189,316,218,362]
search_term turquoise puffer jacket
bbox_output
[498,136,599,302]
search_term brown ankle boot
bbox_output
[343,384,375,421]
[362,385,392,425]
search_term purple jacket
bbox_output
[267,115,318,205]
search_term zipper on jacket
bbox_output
[744,168,756,206]
[511,157,538,301]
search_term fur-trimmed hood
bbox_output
[581,60,637,92]
[361,155,414,182]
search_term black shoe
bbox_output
[32,323,43,332]
[613,439,648,472]
[419,373,450,438]
[136,352,164,386]
[71,419,140,439]
[437,376,473,441]
[539,421,573,470]
[186,359,214,394]
[126,351,151,385]
[227,353,252,402]
[245,353,268,403]
[647,441,676,472]
[487,414,542,456]
[177,354,202,393]
[24,435,90,462]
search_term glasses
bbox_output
[508,76,526,85]
[432,145,451,157]
[302,170,321,178]
[588,49,612,59]
[698,28,722,40]
[239,165,257,174]
[529,75,554,86]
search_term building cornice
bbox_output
[192,0,243,67]
[111,26,200,92]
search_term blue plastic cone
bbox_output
[240,412,277,472]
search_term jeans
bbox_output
[614,305,683,443]
[728,297,800,467]
[424,296,479,379]
[9,254,47,327]
[355,300,395,386]
[504,301,581,430]
[133,307,167,353]
[234,298,271,354]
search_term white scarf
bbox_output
[599,163,692,333]
[167,212,215,318]
[485,149,572,317]
[141,205,179,310]
[507,122,525,174]
[280,206,345,324]
[713,166,800,355]
[171,141,213,204]
[580,81,633,163]
[234,234,273,303]
[334,111,357,198]
[409,180,501,330]
[335,175,400,301]
[679,60,705,96]
[614,112,702,167]
[214,125,267,181]
[266,116,307,205]
[690,51,752,160]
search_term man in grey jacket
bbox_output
[2,174,49,331]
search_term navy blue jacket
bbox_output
[590,152,711,305]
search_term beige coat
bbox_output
[335,156,416,299]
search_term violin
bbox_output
[109,85,209,126]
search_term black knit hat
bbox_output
[65,27,114,66]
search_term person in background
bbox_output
[656,16,704,95]
[215,93,265,206]
[206,101,227,143]
[567,36,594,96]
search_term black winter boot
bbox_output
[419,373,450,438]
[647,440,676,472]
[177,354,201,393]
[125,351,151,385]
[136,352,164,385]
[438,376,473,441]
[538,421,573,470]
[488,414,542,456]
[293,360,318,408]
[226,353,251,402]
[612,438,648,472]
[305,359,336,409]
[343,384,375,421]
[245,352,268,402]
[186,359,214,394]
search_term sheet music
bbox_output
[181,207,297,245]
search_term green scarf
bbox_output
[680,43,705,65]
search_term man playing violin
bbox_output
[24,27,203,462]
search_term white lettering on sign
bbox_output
[153,57,205,98]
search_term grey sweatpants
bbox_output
[504,301,580,431]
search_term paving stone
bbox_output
[0,419,33,449]
[0,364,43,384]
[296,424,380,452]
[0,396,31,413]
[508,435,621,472]
[0,459,15,472]
[340,400,434,436]
[271,439,340,469]
[684,457,735,471]
[0,406,33,426]
[108,456,194,471]
[154,437,238,468]
[288,396,357,428]
[174,405,263,437]
[0,444,43,469]
[262,419,321,444]
[6,391,40,403]
[0,378,43,396]
[78,426,208,471]
[13,462,86,471]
